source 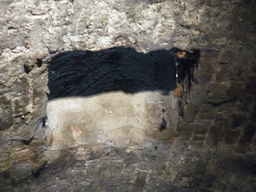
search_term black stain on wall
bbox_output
[48,47,200,100]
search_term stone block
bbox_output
[226,81,244,98]
[6,17,29,29]
[6,29,26,49]
[211,117,231,139]
[183,103,199,123]
[224,130,241,144]
[194,120,213,135]
[229,63,248,81]
[195,71,213,85]
[243,75,256,96]
[0,95,14,131]
[218,50,235,64]
[206,83,231,103]
[177,123,194,139]
[198,103,216,119]
[12,76,29,96]
[13,96,30,116]
[216,64,231,82]
[231,113,246,128]
[238,123,256,145]
[0,0,10,16]
[0,31,8,50]
[27,0,50,15]
[27,20,46,50]
[206,125,220,147]
[190,134,205,147]
[189,85,209,105]
[235,94,255,114]
[251,135,256,151]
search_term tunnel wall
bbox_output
[1,0,254,150]
[0,0,256,190]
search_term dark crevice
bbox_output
[180,24,191,29]
[176,49,200,89]
[24,65,32,74]
[42,116,47,128]
[21,136,34,145]
[32,161,47,178]
[14,112,30,118]
[205,98,237,107]
[159,118,167,131]
[36,58,43,67]
[173,48,200,118]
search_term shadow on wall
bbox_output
[48,46,200,100]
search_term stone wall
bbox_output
[1,0,256,191]
[0,0,206,144]
[178,1,256,154]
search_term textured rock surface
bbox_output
[1,0,256,191]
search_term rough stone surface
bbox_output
[1,0,256,191]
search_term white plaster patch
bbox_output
[46,91,178,150]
